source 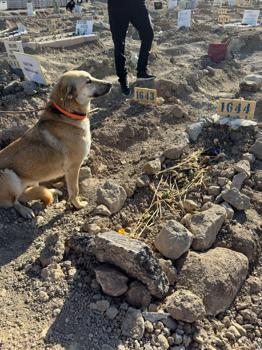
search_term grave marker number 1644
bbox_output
[217,98,256,119]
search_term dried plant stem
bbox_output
[133,150,207,239]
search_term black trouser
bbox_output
[108,0,154,82]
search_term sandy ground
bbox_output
[0,1,261,350]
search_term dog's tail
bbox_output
[20,186,55,205]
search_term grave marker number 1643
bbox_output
[134,87,157,105]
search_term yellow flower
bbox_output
[118,228,126,235]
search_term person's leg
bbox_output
[108,3,130,83]
[130,0,154,77]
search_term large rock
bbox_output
[186,121,205,142]
[231,225,260,263]
[121,308,145,340]
[163,132,189,160]
[221,202,234,221]
[95,265,129,297]
[170,104,188,119]
[221,188,251,210]
[155,220,193,260]
[239,74,262,92]
[182,199,198,212]
[165,289,206,323]
[176,248,249,315]
[254,170,262,191]
[188,204,226,251]
[231,172,247,190]
[93,232,169,298]
[250,139,262,160]
[143,159,161,175]
[21,80,38,95]
[97,180,127,214]
[234,160,250,177]
[126,281,151,308]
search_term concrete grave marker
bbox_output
[178,9,191,28]
[76,18,93,35]
[14,52,47,85]
[217,98,256,119]
[74,4,82,13]
[213,0,222,6]
[0,1,7,10]
[168,0,178,10]
[4,40,24,69]
[27,2,35,16]
[53,0,60,13]
[242,10,260,26]
[186,0,197,9]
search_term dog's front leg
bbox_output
[65,165,87,209]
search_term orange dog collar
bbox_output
[52,101,87,121]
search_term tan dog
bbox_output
[0,70,111,218]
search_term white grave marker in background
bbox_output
[74,4,82,13]
[14,52,47,85]
[27,2,34,16]
[242,10,260,26]
[0,1,7,10]
[178,9,191,28]
[4,40,24,69]
[76,19,93,35]
[168,0,178,9]
[213,0,222,6]
[186,0,197,9]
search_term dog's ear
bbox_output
[64,85,76,101]
[59,79,77,107]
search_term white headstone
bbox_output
[242,10,260,26]
[4,40,24,69]
[186,0,197,9]
[76,19,93,35]
[228,0,236,6]
[178,9,191,28]
[14,52,47,85]
[168,0,178,9]
[0,1,7,10]
[213,0,222,6]
[74,4,82,13]
[27,2,34,16]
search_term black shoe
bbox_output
[119,78,131,96]
[137,72,156,81]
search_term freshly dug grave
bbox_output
[0,1,261,350]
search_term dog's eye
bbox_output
[86,79,92,84]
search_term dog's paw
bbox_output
[71,197,88,209]
[50,189,63,196]
[15,204,35,219]
[49,188,63,203]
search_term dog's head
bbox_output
[51,70,112,113]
